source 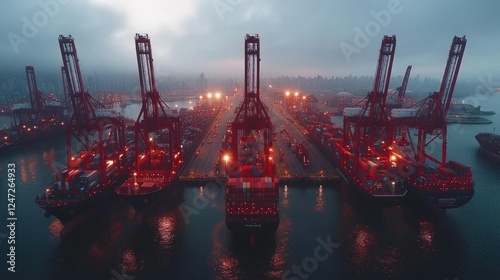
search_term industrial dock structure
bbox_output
[0,32,470,235]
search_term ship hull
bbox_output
[405,185,474,210]
[226,221,279,236]
[310,133,408,205]
[1,125,66,153]
[476,133,500,161]
[115,178,177,209]
[225,177,279,235]
[35,182,117,224]
[335,166,408,206]
[478,146,500,161]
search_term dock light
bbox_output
[199,95,203,99]
[207,93,212,99]
[302,96,306,100]
[294,92,299,97]
[285,91,290,97]
[215,92,221,99]
[390,155,397,162]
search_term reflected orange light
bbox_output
[314,185,325,212]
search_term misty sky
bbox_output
[0,0,499,81]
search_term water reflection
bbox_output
[48,219,63,237]
[314,185,325,213]
[282,185,289,208]
[40,175,468,280]
[19,157,29,183]
[339,183,466,279]
[156,214,177,247]
[211,217,292,280]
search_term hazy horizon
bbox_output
[1,0,499,82]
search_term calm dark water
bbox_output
[1,95,500,280]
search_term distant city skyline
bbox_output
[0,71,493,102]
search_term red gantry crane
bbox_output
[61,66,71,109]
[225,34,279,238]
[115,33,182,208]
[35,35,130,224]
[389,35,474,209]
[340,35,407,200]
[12,66,66,140]
[58,34,127,188]
[387,65,412,111]
[230,34,274,175]
[26,66,45,113]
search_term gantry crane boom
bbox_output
[134,33,182,173]
[341,35,397,186]
[231,34,274,176]
[437,36,467,127]
[58,35,126,184]
[61,66,70,108]
[135,33,172,129]
[26,66,45,113]
[361,35,396,125]
[417,36,466,132]
[397,65,412,105]
[408,36,467,165]
[59,35,104,131]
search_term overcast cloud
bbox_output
[0,0,499,80]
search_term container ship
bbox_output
[476,132,500,161]
[36,35,133,225]
[115,128,182,209]
[290,35,473,210]
[115,170,176,209]
[388,141,474,209]
[298,110,408,204]
[36,146,131,223]
[0,122,67,153]
[224,131,279,235]
[294,106,474,209]
[225,34,279,237]
[115,34,183,210]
